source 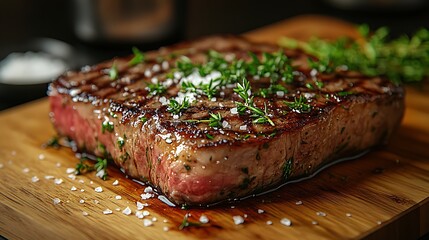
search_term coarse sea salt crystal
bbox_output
[38,154,45,160]
[266,220,273,225]
[136,201,145,210]
[53,198,61,205]
[122,207,132,215]
[56,162,61,168]
[115,195,122,200]
[70,186,77,191]
[199,215,209,224]
[280,218,292,226]
[135,211,144,219]
[141,193,153,200]
[152,217,157,222]
[112,179,119,186]
[22,168,30,173]
[54,178,63,185]
[144,186,153,193]
[31,176,39,183]
[103,209,113,215]
[239,125,247,131]
[143,219,153,227]
[257,209,264,214]
[295,200,303,205]
[232,216,244,225]
[346,213,352,217]
[316,211,327,217]
[68,174,76,180]
[82,211,89,216]
[66,168,75,174]
[45,175,54,180]
[163,226,169,232]
[230,107,238,114]
[143,210,150,216]
[79,199,85,204]
[93,200,99,204]
[312,221,318,225]
[94,187,103,193]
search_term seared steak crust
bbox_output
[49,36,404,205]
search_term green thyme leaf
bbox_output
[128,47,145,66]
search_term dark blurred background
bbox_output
[1,0,429,110]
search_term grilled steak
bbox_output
[49,36,404,206]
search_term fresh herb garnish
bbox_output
[43,136,60,148]
[258,84,288,98]
[279,25,429,84]
[75,157,109,180]
[179,213,202,230]
[206,133,214,139]
[101,119,114,133]
[94,158,108,180]
[186,112,222,128]
[117,136,125,150]
[146,82,166,95]
[128,47,145,66]
[167,98,190,115]
[109,62,118,80]
[284,95,312,113]
[234,78,275,126]
[140,116,148,124]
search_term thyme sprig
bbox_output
[234,78,275,126]
[179,213,203,230]
[167,98,190,115]
[146,82,166,95]
[75,157,109,180]
[128,47,145,66]
[279,25,429,84]
[109,61,118,80]
[284,95,312,113]
[186,112,222,128]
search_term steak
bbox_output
[48,36,404,206]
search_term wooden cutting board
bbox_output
[1,15,429,240]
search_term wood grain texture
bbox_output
[1,15,429,240]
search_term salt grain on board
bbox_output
[79,199,85,204]
[31,176,39,183]
[143,219,153,227]
[316,211,327,217]
[82,211,89,216]
[93,200,100,204]
[143,210,150,216]
[141,193,153,200]
[135,211,144,219]
[115,195,122,200]
[68,174,76,180]
[103,209,113,215]
[56,162,61,168]
[112,179,119,186]
[136,201,145,210]
[199,215,209,224]
[163,226,169,232]
[54,178,63,185]
[257,209,265,214]
[152,217,157,222]
[346,213,352,217]
[38,154,45,160]
[122,207,132,215]
[266,220,273,225]
[94,186,103,193]
[66,168,75,174]
[53,198,61,205]
[233,216,244,225]
[312,221,318,225]
[280,218,292,226]
[22,168,30,173]
[295,200,303,205]
[71,186,77,191]
[144,186,153,193]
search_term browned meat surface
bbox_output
[49,36,404,206]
